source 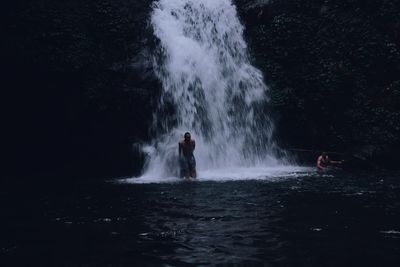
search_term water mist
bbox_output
[140,0,285,180]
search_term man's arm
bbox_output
[192,140,195,151]
[327,156,342,164]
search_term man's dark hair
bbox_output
[184,132,191,138]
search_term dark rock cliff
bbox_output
[236,0,400,167]
[4,0,157,178]
[4,0,400,179]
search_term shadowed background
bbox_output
[3,0,400,179]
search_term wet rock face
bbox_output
[235,0,400,167]
[342,144,399,170]
[5,0,400,178]
[5,0,158,178]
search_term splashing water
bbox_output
[138,0,288,180]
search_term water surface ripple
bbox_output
[1,170,400,266]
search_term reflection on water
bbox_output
[1,170,400,266]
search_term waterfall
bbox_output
[141,0,281,178]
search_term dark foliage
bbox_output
[4,0,400,179]
[237,0,400,166]
[4,0,157,178]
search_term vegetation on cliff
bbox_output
[5,0,400,177]
[237,0,400,166]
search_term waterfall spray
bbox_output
[142,0,281,178]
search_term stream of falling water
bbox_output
[132,0,294,182]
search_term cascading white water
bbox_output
[141,0,283,179]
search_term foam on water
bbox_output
[127,0,295,182]
[123,166,313,184]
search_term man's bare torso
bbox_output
[179,140,195,157]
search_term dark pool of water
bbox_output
[1,170,400,266]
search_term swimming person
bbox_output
[317,152,343,170]
[179,132,197,178]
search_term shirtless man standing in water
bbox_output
[179,132,196,178]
